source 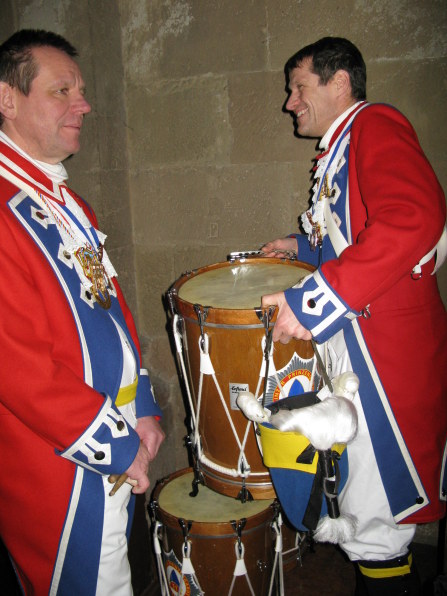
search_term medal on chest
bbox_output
[75,244,112,309]
[305,173,336,251]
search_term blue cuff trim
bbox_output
[57,396,140,474]
[284,269,359,342]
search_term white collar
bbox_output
[0,130,68,184]
[319,102,364,151]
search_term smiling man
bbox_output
[262,37,447,595]
[0,30,164,595]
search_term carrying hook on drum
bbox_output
[178,518,193,553]
[231,518,247,556]
[194,304,209,350]
[166,288,177,316]
[148,498,159,523]
[255,305,276,332]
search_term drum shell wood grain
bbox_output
[170,259,315,499]
[151,468,276,596]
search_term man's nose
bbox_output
[285,93,298,111]
[73,92,92,115]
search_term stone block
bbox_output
[266,0,359,71]
[126,75,231,166]
[107,244,138,315]
[367,59,447,161]
[206,161,311,247]
[229,70,311,164]
[130,166,216,245]
[67,166,102,216]
[141,336,179,385]
[120,0,267,84]
[97,168,131,217]
[266,0,446,71]
[95,114,129,171]
[135,246,175,337]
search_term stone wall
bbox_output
[119,0,447,488]
[1,0,446,584]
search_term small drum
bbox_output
[168,257,320,500]
[150,468,277,596]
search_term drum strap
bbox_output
[152,521,171,596]
[269,514,285,596]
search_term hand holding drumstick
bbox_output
[107,442,150,496]
[108,417,165,496]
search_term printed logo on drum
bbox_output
[164,550,201,596]
[229,383,249,410]
[263,353,322,406]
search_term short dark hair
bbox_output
[286,37,367,101]
[0,29,78,125]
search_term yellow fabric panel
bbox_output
[259,423,345,473]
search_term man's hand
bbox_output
[262,291,312,343]
[124,442,152,494]
[125,417,165,494]
[110,418,165,496]
[260,237,298,258]
[134,416,165,461]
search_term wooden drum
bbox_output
[151,468,277,596]
[168,257,319,500]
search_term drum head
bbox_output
[176,258,312,310]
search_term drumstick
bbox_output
[108,472,129,496]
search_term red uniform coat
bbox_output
[0,140,161,593]
[287,103,447,523]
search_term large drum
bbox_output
[150,468,277,596]
[168,257,320,500]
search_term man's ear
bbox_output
[333,70,352,97]
[0,82,17,121]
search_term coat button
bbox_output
[415,496,424,504]
[94,451,105,460]
[63,250,71,259]
[36,211,45,220]
[85,290,92,300]
[116,421,125,431]
[307,299,316,308]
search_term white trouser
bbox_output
[96,401,137,595]
[325,331,416,562]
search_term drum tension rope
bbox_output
[255,305,276,409]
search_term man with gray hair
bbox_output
[0,29,164,594]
